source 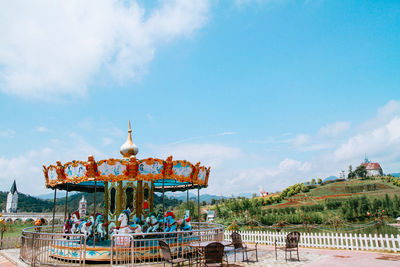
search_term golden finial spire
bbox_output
[120,120,138,158]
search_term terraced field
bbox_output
[265,178,400,209]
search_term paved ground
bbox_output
[0,254,15,267]
[1,246,400,266]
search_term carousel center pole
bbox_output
[52,188,57,233]
[64,184,69,222]
[93,180,97,248]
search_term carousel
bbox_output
[28,122,215,263]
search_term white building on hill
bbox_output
[360,157,383,176]
[6,180,18,213]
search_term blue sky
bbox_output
[0,0,399,196]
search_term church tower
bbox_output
[79,196,87,218]
[6,180,18,213]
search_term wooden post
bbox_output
[0,228,3,249]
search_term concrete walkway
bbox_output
[0,254,16,267]
[1,246,399,266]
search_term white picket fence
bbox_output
[224,230,400,253]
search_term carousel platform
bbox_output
[49,235,200,262]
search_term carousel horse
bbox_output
[70,211,93,238]
[63,216,73,234]
[145,212,160,233]
[70,211,82,234]
[95,214,107,240]
[178,210,192,231]
[79,215,94,239]
[112,209,142,235]
[164,211,177,232]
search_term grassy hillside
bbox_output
[0,191,54,212]
[270,178,400,209]
[1,190,181,214]
[213,176,400,234]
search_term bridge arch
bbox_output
[25,218,35,224]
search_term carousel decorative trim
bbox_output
[43,155,210,188]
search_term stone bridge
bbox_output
[1,212,64,224]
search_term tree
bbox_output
[211,198,216,205]
[301,183,309,192]
[0,215,7,248]
[348,165,356,179]
[354,165,367,179]
[328,216,344,232]
[227,220,239,231]
[311,179,316,186]
[359,195,370,217]
[317,178,322,185]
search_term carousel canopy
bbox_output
[42,156,210,192]
[42,122,210,192]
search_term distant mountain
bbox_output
[164,192,218,203]
[36,191,77,200]
[390,173,400,177]
[1,189,181,214]
[0,191,54,212]
[323,176,340,183]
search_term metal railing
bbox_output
[111,222,224,266]
[21,225,86,267]
[21,222,224,266]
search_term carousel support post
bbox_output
[52,188,57,233]
[162,178,165,233]
[186,184,189,210]
[197,187,200,227]
[64,184,69,222]
[93,180,97,248]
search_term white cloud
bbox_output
[235,0,284,7]
[359,100,400,131]
[292,134,311,147]
[102,137,113,146]
[36,126,49,132]
[0,133,108,195]
[169,132,238,145]
[279,158,311,171]
[0,0,209,98]
[334,116,400,161]
[146,113,153,121]
[318,121,351,137]
[0,129,16,137]
[148,143,242,167]
[223,157,312,195]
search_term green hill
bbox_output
[1,191,181,214]
[0,191,54,212]
[213,176,400,234]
